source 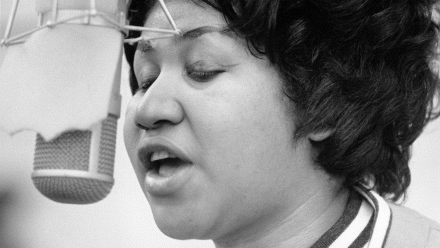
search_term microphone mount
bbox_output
[1,0,181,47]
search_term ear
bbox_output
[307,129,334,142]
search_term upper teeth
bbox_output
[150,151,177,162]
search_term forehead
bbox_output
[144,0,226,34]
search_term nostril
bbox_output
[135,120,172,131]
[152,119,172,128]
[136,122,150,130]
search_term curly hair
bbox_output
[124,0,440,201]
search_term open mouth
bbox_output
[137,140,194,195]
[150,157,183,172]
[147,150,186,176]
[137,138,193,178]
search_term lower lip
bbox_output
[144,162,194,196]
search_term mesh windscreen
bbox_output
[98,114,117,176]
[32,177,113,204]
[34,130,91,171]
[32,114,117,204]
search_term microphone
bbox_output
[27,0,124,204]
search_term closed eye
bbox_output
[187,70,224,82]
[136,76,158,93]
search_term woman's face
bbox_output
[124,0,314,242]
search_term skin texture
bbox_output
[123,0,348,247]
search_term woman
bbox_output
[123,0,440,247]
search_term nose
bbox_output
[134,74,184,130]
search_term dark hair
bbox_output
[124,0,440,201]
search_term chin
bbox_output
[153,215,207,240]
[148,201,213,240]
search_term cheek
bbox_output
[187,72,296,189]
[198,91,289,148]
[189,90,291,175]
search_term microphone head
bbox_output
[32,114,117,204]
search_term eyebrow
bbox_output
[181,26,227,39]
[137,25,232,52]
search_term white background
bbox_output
[0,1,439,247]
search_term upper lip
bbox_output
[137,137,192,171]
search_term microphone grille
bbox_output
[32,115,117,204]
[31,177,114,204]
[34,130,92,171]
[98,114,118,176]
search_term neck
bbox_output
[213,183,349,248]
